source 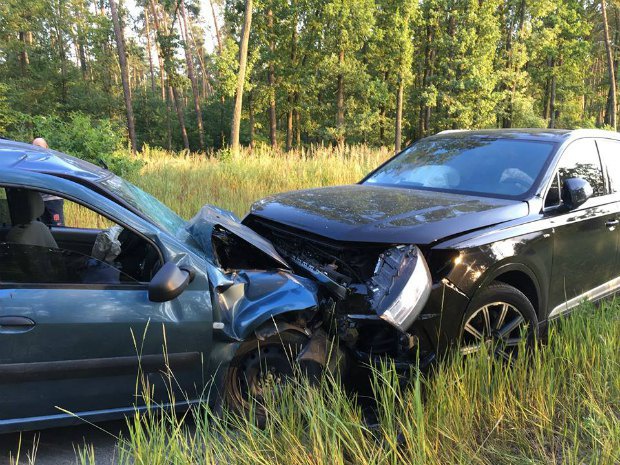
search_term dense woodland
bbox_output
[1,0,620,154]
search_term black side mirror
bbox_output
[562,177,593,210]
[148,262,191,302]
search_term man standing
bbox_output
[31,137,65,226]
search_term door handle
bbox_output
[606,219,619,229]
[0,316,35,334]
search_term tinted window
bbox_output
[556,139,605,197]
[0,188,9,227]
[365,137,556,198]
[0,243,139,285]
[597,138,620,193]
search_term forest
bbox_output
[0,0,619,155]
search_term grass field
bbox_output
[128,144,392,219]
[90,303,618,465]
[23,146,620,464]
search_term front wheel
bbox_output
[224,331,308,422]
[459,282,538,360]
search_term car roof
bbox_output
[430,128,620,142]
[0,138,110,182]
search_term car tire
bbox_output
[459,282,538,359]
[224,330,308,424]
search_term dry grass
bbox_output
[65,144,391,227]
[130,144,392,219]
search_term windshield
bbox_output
[364,137,557,198]
[99,175,185,234]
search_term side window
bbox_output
[40,196,112,229]
[1,187,161,284]
[0,188,10,228]
[544,173,561,208]
[557,139,606,197]
[0,243,139,285]
[597,138,620,193]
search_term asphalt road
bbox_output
[0,420,125,465]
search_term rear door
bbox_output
[545,138,620,318]
[596,137,620,280]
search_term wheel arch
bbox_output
[474,263,545,320]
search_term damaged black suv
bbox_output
[243,129,620,373]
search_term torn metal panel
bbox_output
[186,204,289,269]
[213,270,319,340]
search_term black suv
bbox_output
[244,129,620,364]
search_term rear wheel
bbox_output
[460,282,538,360]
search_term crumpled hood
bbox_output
[247,184,529,245]
[185,204,319,341]
[186,204,289,268]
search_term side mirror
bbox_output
[561,177,593,210]
[148,262,191,302]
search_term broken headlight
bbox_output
[367,245,432,332]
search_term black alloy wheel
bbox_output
[460,282,538,360]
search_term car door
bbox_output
[544,138,620,318]
[596,137,620,282]
[0,188,211,428]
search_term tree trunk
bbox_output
[165,91,173,150]
[77,38,88,78]
[548,72,556,128]
[602,0,617,130]
[249,90,255,148]
[18,31,29,74]
[286,94,294,151]
[294,93,301,147]
[209,0,223,52]
[186,17,210,99]
[395,74,404,152]
[418,20,434,139]
[52,0,68,107]
[546,56,556,128]
[144,7,156,94]
[180,0,206,150]
[230,0,253,153]
[148,0,167,101]
[336,48,345,148]
[380,71,388,143]
[267,9,277,149]
[109,0,137,153]
[74,4,88,80]
[170,86,190,150]
[296,111,301,148]
[209,0,225,148]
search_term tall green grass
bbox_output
[103,302,619,465]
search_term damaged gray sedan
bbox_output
[0,141,332,432]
